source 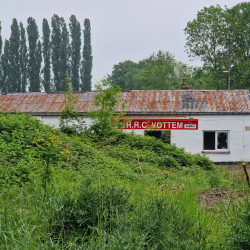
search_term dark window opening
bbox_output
[144,130,171,144]
[204,132,215,150]
[217,132,228,149]
[145,130,162,139]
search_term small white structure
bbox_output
[1,89,250,163]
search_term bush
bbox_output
[49,181,132,243]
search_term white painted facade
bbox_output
[38,115,250,163]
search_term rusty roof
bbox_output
[0,90,250,115]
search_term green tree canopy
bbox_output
[42,18,51,92]
[108,50,200,90]
[9,18,21,92]
[69,15,81,91]
[81,18,92,91]
[108,60,141,90]
[138,50,177,90]
[27,17,42,92]
[184,5,228,90]
[19,22,28,92]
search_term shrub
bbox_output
[49,181,132,243]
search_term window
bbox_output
[144,130,171,144]
[203,131,229,151]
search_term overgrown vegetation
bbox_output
[0,111,250,249]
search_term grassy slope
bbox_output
[0,112,249,249]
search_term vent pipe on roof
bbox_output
[181,79,189,90]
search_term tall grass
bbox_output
[0,177,236,249]
[0,113,249,249]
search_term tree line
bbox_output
[0,15,92,93]
[108,50,203,90]
[109,2,250,91]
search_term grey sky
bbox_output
[0,0,243,87]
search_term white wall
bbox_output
[171,115,250,162]
[37,115,250,162]
[40,117,93,129]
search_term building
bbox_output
[1,89,250,163]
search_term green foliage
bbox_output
[0,21,2,86]
[139,50,176,90]
[0,112,55,185]
[59,78,85,133]
[50,181,131,242]
[27,134,69,186]
[87,77,125,136]
[108,50,200,90]
[1,40,11,92]
[19,22,28,93]
[0,21,2,56]
[226,199,250,249]
[108,60,142,90]
[8,18,21,92]
[184,2,250,90]
[27,17,42,92]
[81,18,92,91]
[42,18,51,92]
[51,14,70,91]
[184,5,228,90]
[0,112,249,249]
[69,15,81,91]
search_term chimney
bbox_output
[181,79,189,90]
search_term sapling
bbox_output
[27,134,70,188]
[60,78,86,134]
[87,77,126,136]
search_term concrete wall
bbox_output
[37,115,250,162]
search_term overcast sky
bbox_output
[0,0,244,86]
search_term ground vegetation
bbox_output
[0,110,249,248]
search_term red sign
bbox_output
[119,118,198,130]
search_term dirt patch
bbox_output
[199,188,249,207]
[225,164,250,173]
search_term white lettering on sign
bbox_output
[134,121,139,128]
[126,122,131,128]
[177,122,183,129]
[184,124,196,129]
[142,121,147,128]
[121,119,198,130]
[163,122,171,128]
[157,122,162,128]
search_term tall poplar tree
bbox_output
[42,18,51,91]
[27,17,42,92]
[61,22,70,91]
[0,21,2,56]
[81,18,92,91]
[69,15,81,91]
[1,40,10,92]
[19,22,28,92]
[9,18,21,92]
[51,15,70,91]
[0,21,2,91]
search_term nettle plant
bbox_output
[27,134,70,187]
[60,78,86,134]
[87,77,126,135]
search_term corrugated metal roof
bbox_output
[0,90,250,115]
